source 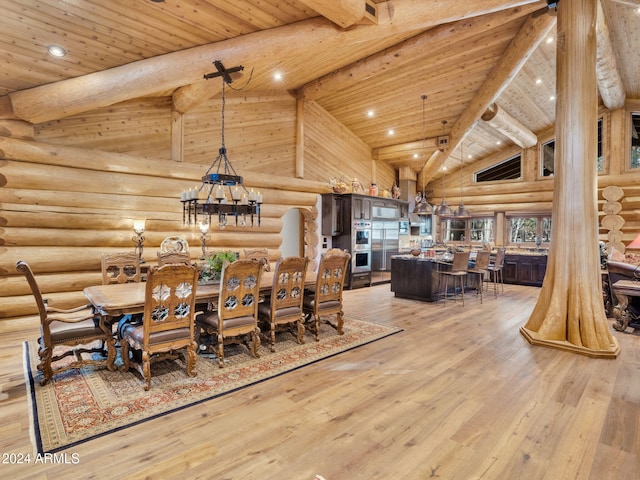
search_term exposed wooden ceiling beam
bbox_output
[596,0,625,109]
[296,0,377,28]
[4,0,542,124]
[481,103,538,148]
[422,11,556,184]
[299,4,543,101]
[172,71,244,113]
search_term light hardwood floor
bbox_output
[1,283,638,480]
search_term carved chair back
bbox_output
[101,252,141,284]
[259,256,308,350]
[157,251,192,266]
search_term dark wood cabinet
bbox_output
[391,256,440,302]
[503,254,547,287]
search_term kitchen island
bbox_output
[390,254,441,302]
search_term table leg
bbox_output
[612,291,631,332]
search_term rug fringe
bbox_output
[22,341,41,455]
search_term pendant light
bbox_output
[414,94,433,216]
[453,142,472,219]
[434,167,453,217]
[434,118,453,217]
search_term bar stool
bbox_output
[468,250,490,304]
[438,250,470,306]
[486,247,506,296]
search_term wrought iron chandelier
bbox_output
[180,60,261,229]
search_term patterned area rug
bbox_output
[24,318,401,454]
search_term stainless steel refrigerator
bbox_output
[371,220,399,284]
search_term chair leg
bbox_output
[459,275,465,306]
[296,318,306,345]
[186,341,197,377]
[270,323,276,352]
[218,333,225,368]
[37,343,53,386]
[314,314,320,342]
[336,311,344,335]
[250,327,261,359]
[142,351,151,391]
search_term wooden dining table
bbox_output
[83,267,317,318]
[84,266,318,370]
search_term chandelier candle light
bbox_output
[180,60,262,229]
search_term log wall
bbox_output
[0,93,385,323]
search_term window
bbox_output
[442,218,466,242]
[475,155,521,183]
[541,140,555,176]
[541,118,603,176]
[469,218,494,242]
[631,113,640,169]
[441,217,494,243]
[508,216,552,245]
[597,117,604,173]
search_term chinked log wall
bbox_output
[0,135,328,322]
[428,106,640,246]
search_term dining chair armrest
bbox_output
[46,303,94,314]
[46,307,99,324]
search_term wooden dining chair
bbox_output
[119,263,199,390]
[244,247,271,272]
[258,256,308,352]
[303,249,351,341]
[101,251,143,336]
[101,252,141,285]
[195,259,263,368]
[157,251,191,266]
[16,260,116,385]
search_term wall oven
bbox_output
[352,220,372,251]
[352,249,371,273]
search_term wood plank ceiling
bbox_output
[0,0,637,180]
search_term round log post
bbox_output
[520,0,619,358]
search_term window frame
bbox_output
[506,214,552,247]
[474,154,522,183]
[539,116,605,177]
[631,112,640,170]
[439,216,495,245]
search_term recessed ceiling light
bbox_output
[413,153,419,159]
[442,166,447,171]
[546,36,554,44]
[273,72,282,81]
[536,78,543,85]
[550,95,556,101]
[467,154,473,159]
[47,45,66,57]
[367,110,375,118]
[496,140,502,145]
[635,7,640,14]
[388,129,394,136]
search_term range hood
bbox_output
[408,213,424,226]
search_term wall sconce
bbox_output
[132,219,146,263]
[199,221,210,260]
